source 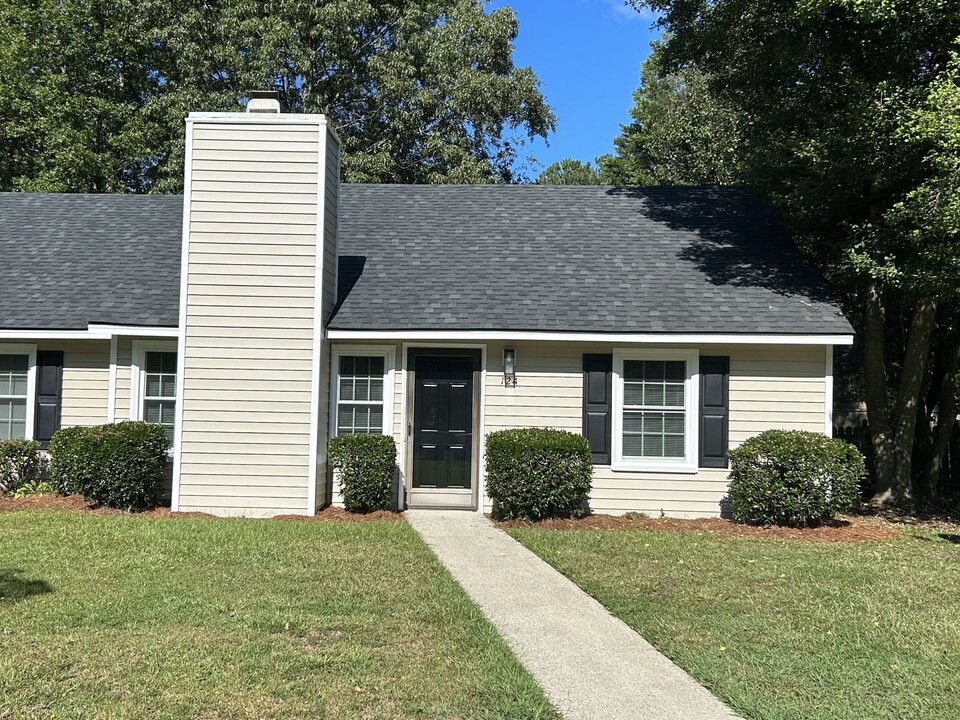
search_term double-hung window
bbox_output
[332,349,394,436]
[143,351,177,446]
[132,341,178,449]
[613,350,698,472]
[0,353,30,440]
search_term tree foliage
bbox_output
[599,44,743,185]
[535,158,602,185]
[0,0,555,192]
[633,0,960,503]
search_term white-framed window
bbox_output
[330,346,395,436]
[0,345,36,441]
[612,349,699,473]
[131,340,178,448]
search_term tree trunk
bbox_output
[873,296,937,505]
[925,339,960,496]
[864,284,894,494]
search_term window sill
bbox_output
[610,461,699,475]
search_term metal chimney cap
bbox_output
[246,90,281,113]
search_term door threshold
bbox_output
[407,488,475,510]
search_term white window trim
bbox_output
[329,345,396,437]
[0,344,37,441]
[131,339,178,449]
[612,348,699,474]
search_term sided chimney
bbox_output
[172,106,341,517]
[245,90,281,114]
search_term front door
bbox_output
[410,351,478,508]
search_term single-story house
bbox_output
[0,100,854,518]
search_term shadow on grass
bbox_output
[939,533,960,545]
[0,569,54,603]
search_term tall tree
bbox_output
[598,43,743,186]
[536,159,602,185]
[635,0,960,503]
[0,0,555,192]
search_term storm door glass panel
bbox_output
[144,351,177,446]
[0,354,29,440]
[337,356,386,434]
[622,360,686,459]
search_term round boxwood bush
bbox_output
[0,439,45,495]
[485,428,592,521]
[328,433,397,513]
[727,429,865,527]
[49,421,169,510]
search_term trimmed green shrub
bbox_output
[0,439,45,495]
[485,428,592,521]
[328,434,397,513]
[49,421,169,510]
[727,429,865,527]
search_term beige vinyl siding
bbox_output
[329,341,828,516]
[36,340,110,427]
[177,118,325,517]
[0,340,110,433]
[314,132,341,508]
[481,341,829,517]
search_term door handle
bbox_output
[408,423,412,437]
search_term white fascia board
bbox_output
[0,325,179,341]
[326,329,855,346]
[87,324,179,338]
[0,329,111,340]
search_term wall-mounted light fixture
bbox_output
[503,348,517,386]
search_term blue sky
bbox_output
[488,0,662,177]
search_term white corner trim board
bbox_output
[825,345,834,436]
[171,119,194,514]
[107,335,118,424]
[326,330,855,346]
[306,123,328,516]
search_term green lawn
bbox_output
[0,511,557,720]
[507,524,960,720]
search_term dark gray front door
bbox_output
[412,353,475,490]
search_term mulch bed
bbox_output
[0,493,215,518]
[497,513,901,542]
[0,494,402,522]
[274,507,403,522]
[856,502,960,534]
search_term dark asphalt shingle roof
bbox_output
[0,186,852,335]
[330,185,852,335]
[0,193,182,329]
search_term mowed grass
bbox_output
[507,524,960,720]
[0,511,558,720]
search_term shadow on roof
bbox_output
[605,186,833,304]
[334,255,367,312]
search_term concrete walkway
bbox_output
[407,510,739,720]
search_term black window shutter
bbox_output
[582,354,612,465]
[699,356,729,468]
[34,350,64,449]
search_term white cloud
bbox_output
[587,0,660,23]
